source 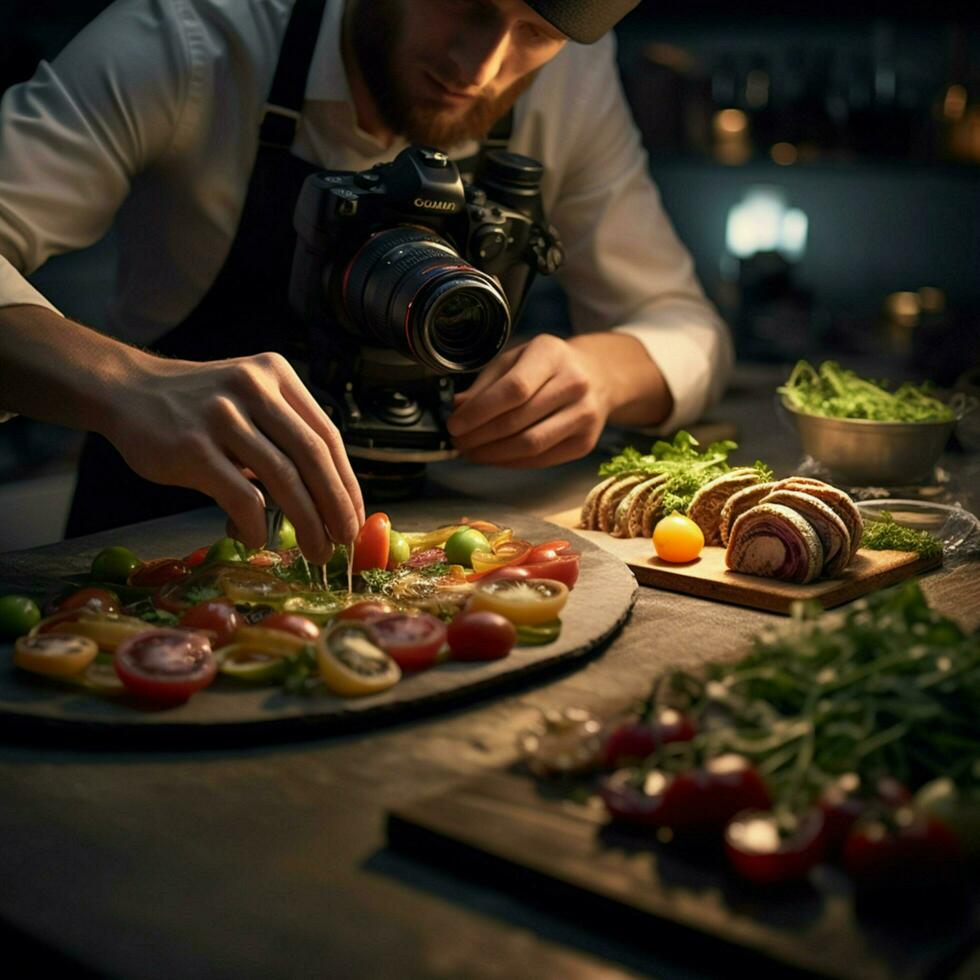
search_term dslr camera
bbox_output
[288,145,563,494]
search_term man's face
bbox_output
[350,0,567,147]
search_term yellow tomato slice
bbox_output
[217,644,289,682]
[232,626,308,655]
[468,578,569,626]
[216,567,291,603]
[14,633,98,677]
[45,615,153,652]
[469,538,533,573]
[315,622,400,697]
[401,526,465,553]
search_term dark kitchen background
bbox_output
[2,0,979,549]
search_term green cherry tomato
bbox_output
[387,530,411,569]
[277,516,298,550]
[444,527,491,568]
[205,537,246,564]
[90,546,142,584]
[0,594,42,640]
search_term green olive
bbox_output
[387,530,411,568]
[90,545,142,584]
[444,527,491,568]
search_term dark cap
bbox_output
[524,0,641,44]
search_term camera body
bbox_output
[289,145,562,464]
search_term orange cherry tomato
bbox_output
[352,513,391,573]
[652,512,704,563]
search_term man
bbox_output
[0,0,732,563]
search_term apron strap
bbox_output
[260,0,329,148]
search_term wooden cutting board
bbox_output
[548,508,941,614]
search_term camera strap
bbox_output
[259,0,328,148]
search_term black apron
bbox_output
[65,0,510,537]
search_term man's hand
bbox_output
[446,332,673,467]
[0,305,363,562]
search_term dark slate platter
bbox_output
[0,500,637,741]
[388,769,980,980]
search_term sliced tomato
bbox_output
[215,566,291,603]
[525,540,573,563]
[246,550,282,568]
[368,612,447,672]
[352,513,391,573]
[479,565,533,585]
[178,600,240,649]
[58,587,121,615]
[128,558,192,588]
[217,645,288,682]
[231,625,308,654]
[253,612,320,642]
[337,600,396,622]
[316,621,401,696]
[469,577,569,625]
[182,546,210,569]
[447,610,516,661]
[45,610,157,652]
[468,538,533,577]
[114,629,216,705]
[518,553,580,589]
[400,548,446,570]
[14,633,99,677]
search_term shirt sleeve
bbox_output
[0,0,194,313]
[549,35,734,433]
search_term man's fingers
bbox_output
[459,403,598,466]
[193,454,269,549]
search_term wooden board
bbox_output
[547,508,941,614]
[387,769,980,980]
[0,501,636,742]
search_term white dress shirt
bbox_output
[0,0,732,431]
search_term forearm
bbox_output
[0,303,149,435]
[567,331,673,428]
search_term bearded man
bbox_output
[0,0,732,559]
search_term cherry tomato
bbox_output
[337,600,396,622]
[444,527,491,568]
[204,537,245,564]
[600,768,676,828]
[725,808,826,885]
[315,621,401,697]
[652,512,704,563]
[257,612,320,642]
[661,754,772,838]
[352,513,391,573]
[14,633,99,677]
[114,629,216,705]
[387,530,411,569]
[90,545,142,584]
[479,565,533,585]
[0,594,42,639]
[447,610,517,661]
[58,587,121,616]
[517,553,580,589]
[368,613,447,672]
[843,807,962,898]
[525,540,573,563]
[129,558,192,588]
[277,515,298,550]
[819,773,912,855]
[178,600,241,649]
[469,577,569,626]
[600,708,697,769]
[182,546,210,569]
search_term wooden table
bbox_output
[1,366,978,979]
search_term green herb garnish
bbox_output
[778,360,954,422]
[861,511,944,559]
[282,645,319,695]
[359,568,395,594]
[181,584,224,604]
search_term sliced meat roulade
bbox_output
[719,482,780,546]
[640,484,670,538]
[598,475,648,533]
[612,474,667,538]
[761,489,852,578]
[774,479,863,565]
[725,503,824,584]
[687,468,763,546]
[580,475,620,529]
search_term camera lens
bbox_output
[343,227,510,373]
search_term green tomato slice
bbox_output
[515,619,562,646]
[218,644,289,682]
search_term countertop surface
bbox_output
[2,365,978,980]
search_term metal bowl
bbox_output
[781,401,955,486]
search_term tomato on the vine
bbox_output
[447,610,516,661]
[725,809,826,885]
[600,708,696,769]
[352,513,391,573]
[599,768,676,829]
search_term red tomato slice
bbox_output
[129,558,192,588]
[367,613,447,672]
[179,600,241,649]
[525,540,573,563]
[114,629,216,705]
[352,513,391,573]
[58,587,121,615]
[337,600,396,622]
[518,553,580,589]
[479,565,533,585]
[447,610,516,661]
[257,612,320,641]
[182,546,210,569]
